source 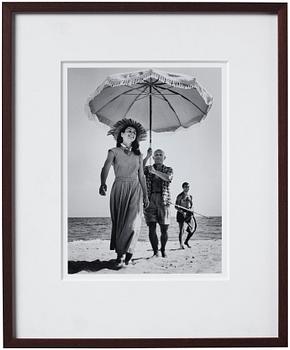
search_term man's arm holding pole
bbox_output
[143,148,152,168]
[150,168,172,182]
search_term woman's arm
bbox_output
[99,150,114,196]
[138,155,149,208]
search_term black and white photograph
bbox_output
[65,64,224,275]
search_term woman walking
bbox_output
[99,119,149,267]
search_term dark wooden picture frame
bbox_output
[2,2,288,347]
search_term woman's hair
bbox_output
[116,127,141,156]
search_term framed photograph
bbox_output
[3,2,287,347]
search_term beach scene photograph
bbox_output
[66,64,223,274]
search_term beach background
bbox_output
[68,216,222,274]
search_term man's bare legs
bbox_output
[148,222,159,256]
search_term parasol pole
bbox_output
[149,83,152,165]
[149,83,152,148]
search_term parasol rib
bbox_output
[123,85,148,119]
[130,94,150,102]
[144,78,159,85]
[94,84,147,113]
[152,86,182,127]
[157,85,207,114]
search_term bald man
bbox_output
[143,149,173,258]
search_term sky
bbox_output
[68,66,222,217]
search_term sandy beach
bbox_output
[68,238,222,274]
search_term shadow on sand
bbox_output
[68,248,191,273]
[68,259,122,274]
[68,255,155,273]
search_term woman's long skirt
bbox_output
[110,177,142,255]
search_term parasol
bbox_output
[87,68,213,146]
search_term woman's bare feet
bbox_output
[115,254,124,267]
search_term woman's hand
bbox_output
[99,184,107,196]
[143,196,150,209]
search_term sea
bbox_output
[68,216,222,242]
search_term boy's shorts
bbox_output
[176,211,187,223]
[177,211,194,230]
[144,193,170,225]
